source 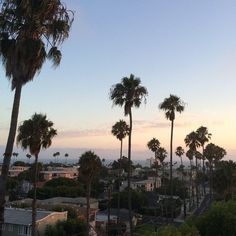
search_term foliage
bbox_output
[111,156,133,172]
[111,190,148,211]
[12,161,27,166]
[45,219,87,236]
[17,163,44,182]
[191,200,236,236]
[213,160,236,201]
[44,177,79,188]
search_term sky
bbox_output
[0,0,236,163]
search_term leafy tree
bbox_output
[45,219,87,236]
[204,143,226,201]
[17,113,57,236]
[110,74,147,235]
[159,94,185,221]
[213,160,236,201]
[0,1,73,229]
[192,200,236,236]
[78,151,102,233]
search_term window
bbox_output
[18,225,31,235]
[0,223,5,231]
[8,224,13,231]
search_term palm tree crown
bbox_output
[175,146,185,158]
[184,131,201,151]
[159,94,185,121]
[196,126,212,148]
[156,147,167,163]
[110,74,148,116]
[0,0,73,89]
[147,138,160,154]
[111,120,129,141]
[17,113,57,155]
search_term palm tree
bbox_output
[175,146,186,217]
[159,94,185,221]
[64,153,69,165]
[186,149,195,210]
[26,154,32,164]
[175,146,185,167]
[0,1,73,227]
[204,143,226,201]
[78,151,102,235]
[185,131,201,207]
[196,126,211,195]
[111,119,129,225]
[147,138,160,191]
[16,113,57,236]
[110,74,147,234]
[12,152,19,164]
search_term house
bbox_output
[40,166,79,181]
[120,177,161,192]
[9,197,99,228]
[0,208,67,236]
[8,166,29,177]
[96,208,138,234]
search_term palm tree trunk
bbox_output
[0,82,22,236]
[128,110,133,235]
[117,139,123,230]
[202,146,206,195]
[170,120,174,222]
[195,157,199,207]
[32,153,39,236]
[209,163,213,202]
[86,182,91,235]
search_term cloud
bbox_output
[57,128,110,138]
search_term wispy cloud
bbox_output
[57,128,110,138]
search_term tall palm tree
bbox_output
[175,146,186,217]
[78,151,102,235]
[147,138,160,191]
[0,1,73,228]
[204,143,226,201]
[196,126,211,195]
[16,113,57,236]
[159,94,185,221]
[185,131,201,207]
[110,74,148,234]
[111,119,129,225]
[186,149,195,210]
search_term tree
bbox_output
[111,119,129,224]
[78,151,102,234]
[196,126,211,195]
[110,74,147,235]
[64,153,69,165]
[17,113,57,236]
[12,152,19,164]
[26,154,32,164]
[175,146,187,217]
[213,160,236,201]
[185,131,201,207]
[0,1,73,229]
[159,94,185,221]
[204,143,226,201]
[147,138,160,191]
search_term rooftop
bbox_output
[4,208,63,226]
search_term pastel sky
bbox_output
[0,0,236,162]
